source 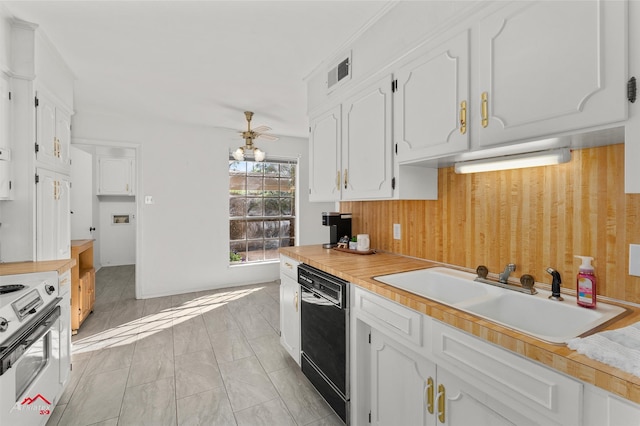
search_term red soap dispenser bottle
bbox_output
[575,255,596,308]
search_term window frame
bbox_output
[228,157,298,265]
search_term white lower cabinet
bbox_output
[584,383,640,426]
[352,286,582,426]
[279,255,300,364]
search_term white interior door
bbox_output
[70,146,94,239]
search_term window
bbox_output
[229,159,296,264]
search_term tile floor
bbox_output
[46,265,342,426]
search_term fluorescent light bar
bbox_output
[454,148,571,174]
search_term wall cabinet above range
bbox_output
[35,89,72,174]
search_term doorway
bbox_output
[70,140,142,299]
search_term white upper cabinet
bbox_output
[309,75,395,202]
[36,90,72,173]
[477,0,627,148]
[97,156,135,196]
[0,75,11,200]
[309,105,341,202]
[395,30,471,163]
[342,75,394,200]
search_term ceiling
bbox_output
[4,1,393,138]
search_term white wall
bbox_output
[99,197,135,266]
[72,111,332,298]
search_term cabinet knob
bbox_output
[89,227,96,232]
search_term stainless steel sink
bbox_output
[374,267,629,344]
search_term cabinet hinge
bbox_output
[628,77,637,103]
[35,173,39,184]
[391,79,398,92]
[369,411,372,423]
[34,143,39,153]
[395,143,397,155]
[392,177,396,190]
[368,332,371,344]
[9,181,11,190]
[34,96,39,108]
[8,92,11,100]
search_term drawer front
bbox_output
[432,320,582,425]
[58,270,71,296]
[280,255,300,281]
[354,287,423,348]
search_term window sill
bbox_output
[228,260,279,268]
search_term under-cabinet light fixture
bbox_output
[454,148,571,174]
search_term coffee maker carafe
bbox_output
[322,212,352,248]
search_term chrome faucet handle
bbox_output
[520,274,535,290]
[476,265,489,279]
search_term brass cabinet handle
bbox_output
[284,262,293,269]
[460,100,467,135]
[294,291,299,312]
[481,92,488,128]
[427,377,434,414]
[336,170,341,191]
[344,169,348,189]
[437,383,446,423]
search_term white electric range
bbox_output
[0,270,71,426]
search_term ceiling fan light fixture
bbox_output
[253,148,266,162]
[232,147,245,161]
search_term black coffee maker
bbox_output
[322,212,352,248]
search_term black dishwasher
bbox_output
[298,263,349,424]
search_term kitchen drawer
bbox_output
[280,255,300,281]
[354,287,423,348]
[431,320,582,425]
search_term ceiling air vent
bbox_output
[327,53,351,91]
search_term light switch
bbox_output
[144,195,154,205]
[393,223,401,240]
[630,244,640,277]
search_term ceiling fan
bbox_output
[232,111,278,162]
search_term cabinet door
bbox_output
[477,0,627,147]
[36,169,58,261]
[395,30,470,162]
[56,175,71,259]
[309,106,341,202]
[437,367,538,426]
[279,275,300,364]
[0,75,9,150]
[98,157,133,195]
[36,169,70,261]
[56,108,71,170]
[36,94,58,167]
[370,328,434,426]
[342,75,394,200]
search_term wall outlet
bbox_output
[393,223,401,240]
[630,244,640,277]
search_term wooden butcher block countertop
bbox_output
[0,259,76,276]
[280,245,640,405]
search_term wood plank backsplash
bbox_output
[340,143,640,304]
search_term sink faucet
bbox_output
[498,263,516,283]
[546,267,563,301]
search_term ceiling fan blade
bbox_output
[251,125,272,133]
[256,133,279,141]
